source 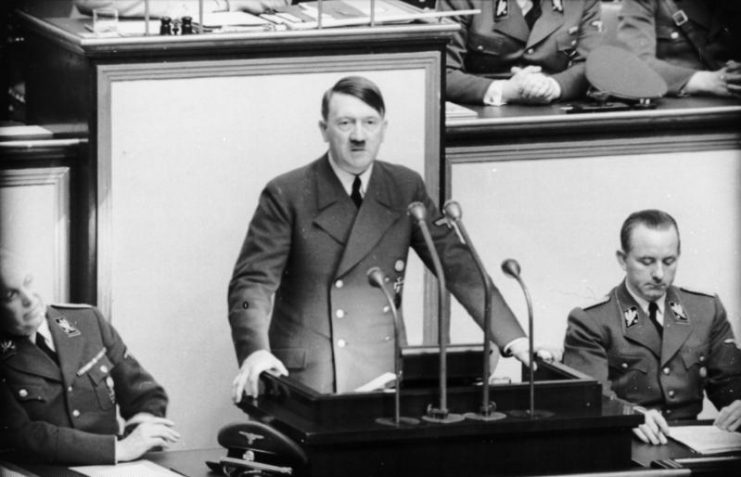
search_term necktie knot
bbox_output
[351,175,363,208]
[35,333,58,363]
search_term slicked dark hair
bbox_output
[321,76,385,120]
[620,209,681,254]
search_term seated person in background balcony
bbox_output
[74,0,290,18]
[563,210,741,445]
[617,0,741,98]
[440,0,603,105]
[0,249,179,464]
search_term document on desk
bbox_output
[70,460,183,477]
[670,425,741,454]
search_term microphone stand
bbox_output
[501,259,552,419]
[367,267,419,427]
[408,202,464,424]
[443,200,505,422]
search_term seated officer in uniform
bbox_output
[0,249,180,464]
[75,0,289,18]
[229,75,534,400]
[617,0,741,97]
[440,0,603,105]
[563,210,741,445]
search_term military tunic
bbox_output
[441,0,603,104]
[618,0,741,94]
[228,155,526,394]
[0,305,168,464]
[563,282,741,420]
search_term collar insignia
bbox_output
[495,0,509,19]
[624,306,638,328]
[669,302,687,321]
[56,317,82,337]
[1,339,16,355]
[552,0,563,13]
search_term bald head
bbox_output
[0,249,46,336]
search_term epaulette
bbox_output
[50,302,93,309]
[583,294,610,310]
[678,286,715,298]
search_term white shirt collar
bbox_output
[327,153,373,198]
[33,313,56,352]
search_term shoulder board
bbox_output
[678,286,715,297]
[583,295,611,310]
[50,302,93,309]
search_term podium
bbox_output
[239,347,642,477]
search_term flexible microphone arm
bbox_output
[501,259,536,417]
[367,267,408,426]
[443,200,502,420]
[408,202,462,423]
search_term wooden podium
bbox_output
[240,349,642,477]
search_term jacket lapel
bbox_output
[47,307,85,385]
[616,283,662,358]
[1,312,62,381]
[312,156,358,246]
[661,287,693,366]
[336,163,403,278]
[527,0,565,48]
[491,1,530,43]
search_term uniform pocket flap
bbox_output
[9,383,47,402]
[680,346,708,369]
[84,354,114,384]
[272,348,307,370]
[609,354,648,373]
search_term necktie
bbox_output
[35,333,59,364]
[524,0,541,29]
[351,175,363,208]
[648,302,662,337]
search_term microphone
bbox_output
[443,200,504,422]
[407,202,463,424]
[501,259,552,419]
[367,267,419,427]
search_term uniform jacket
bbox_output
[0,305,168,465]
[618,0,741,94]
[441,0,603,104]
[563,282,741,420]
[228,155,526,394]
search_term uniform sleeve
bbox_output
[441,0,496,104]
[95,308,168,420]
[563,307,613,395]
[617,0,696,94]
[408,175,526,350]
[704,297,741,410]
[0,377,116,465]
[549,0,602,101]
[227,181,293,365]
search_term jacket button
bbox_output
[670,31,679,40]
[668,390,675,398]
[699,355,705,362]
[67,386,73,392]
[336,309,345,319]
[337,339,347,348]
[382,305,390,313]
[18,389,28,398]
[335,280,344,289]
[100,365,108,373]
[477,45,484,51]
[621,362,628,369]
[384,336,391,341]
[663,367,670,375]
[526,48,534,55]
[72,410,81,417]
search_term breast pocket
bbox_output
[84,355,116,410]
[608,353,649,400]
[681,345,709,390]
[8,382,61,419]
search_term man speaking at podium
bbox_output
[564,210,741,445]
[228,76,532,399]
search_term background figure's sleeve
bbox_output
[617,0,696,94]
[563,308,613,395]
[95,308,168,420]
[441,0,496,105]
[549,0,602,101]
[704,297,741,410]
[227,181,293,366]
[407,175,526,350]
[0,379,116,465]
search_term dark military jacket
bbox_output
[228,155,526,394]
[618,0,741,94]
[441,0,603,104]
[564,282,741,420]
[0,305,168,464]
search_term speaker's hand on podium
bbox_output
[232,349,288,403]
